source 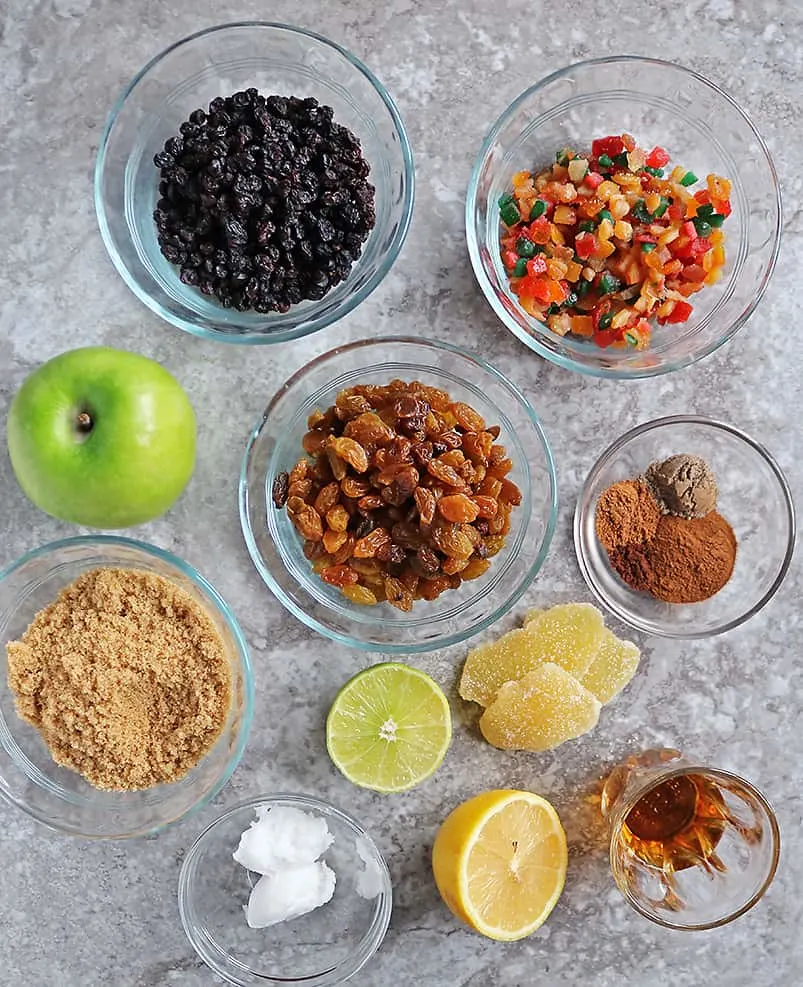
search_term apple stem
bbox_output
[76,411,93,434]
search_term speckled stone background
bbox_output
[1,1,801,984]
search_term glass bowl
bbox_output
[240,337,557,653]
[602,751,780,931]
[574,417,795,638]
[94,22,414,344]
[178,794,392,986]
[0,536,254,838]
[466,56,782,379]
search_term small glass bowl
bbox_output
[178,794,393,986]
[94,22,414,344]
[574,417,795,638]
[466,56,782,378]
[602,750,780,931]
[240,337,558,653]
[0,536,254,838]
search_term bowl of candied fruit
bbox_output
[467,56,781,378]
[95,22,414,343]
[239,338,558,652]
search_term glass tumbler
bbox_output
[601,749,780,930]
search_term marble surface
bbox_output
[1,0,801,984]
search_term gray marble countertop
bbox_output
[1,1,801,985]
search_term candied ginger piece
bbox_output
[460,602,606,707]
[521,603,606,678]
[479,663,601,752]
[579,629,640,704]
[460,627,540,706]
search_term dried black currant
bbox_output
[153,90,375,313]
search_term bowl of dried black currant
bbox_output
[95,22,414,343]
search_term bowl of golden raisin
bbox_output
[239,337,557,652]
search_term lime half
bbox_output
[326,662,452,793]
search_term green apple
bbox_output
[6,346,196,529]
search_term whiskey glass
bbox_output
[601,749,780,930]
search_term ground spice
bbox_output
[5,567,232,792]
[611,512,737,604]
[595,479,661,554]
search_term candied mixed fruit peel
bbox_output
[479,663,602,752]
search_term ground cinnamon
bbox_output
[610,511,736,604]
[595,480,661,553]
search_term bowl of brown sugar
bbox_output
[0,536,254,838]
[574,417,795,638]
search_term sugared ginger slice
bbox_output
[460,603,606,707]
[579,628,641,704]
[479,663,601,752]
[520,602,606,678]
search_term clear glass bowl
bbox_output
[240,337,557,653]
[466,56,782,379]
[574,417,795,638]
[94,22,414,344]
[178,794,393,986]
[0,536,254,838]
[602,750,780,931]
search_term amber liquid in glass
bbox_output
[620,773,728,876]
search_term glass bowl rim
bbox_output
[465,54,783,380]
[608,764,781,931]
[573,414,796,639]
[239,334,559,653]
[93,20,416,346]
[0,534,255,839]
[177,791,393,986]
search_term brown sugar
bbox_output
[5,567,232,792]
[595,479,661,554]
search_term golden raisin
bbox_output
[427,459,465,489]
[290,505,323,541]
[438,494,480,523]
[442,556,469,575]
[288,460,311,485]
[302,431,328,455]
[353,528,392,559]
[320,564,359,587]
[326,504,349,532]
[314,482,340,516]
[331,534,356,564]
[341,475,371,499]
[432,524,474,559]
[452,402,486,432]
[326,446,347,481]
[287,478,312,500]
[341,584,378,606]
[414,487,436,526]
[483,535,506,557]
[462,558,491,580]
[384,575,414,611]
[418,576,451,601]
[344,412,394,446]
[473,495,499,519]
[478,476,503,498]
[329,436,369,473]
[322,528,348,555]
[499,478,523,505]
